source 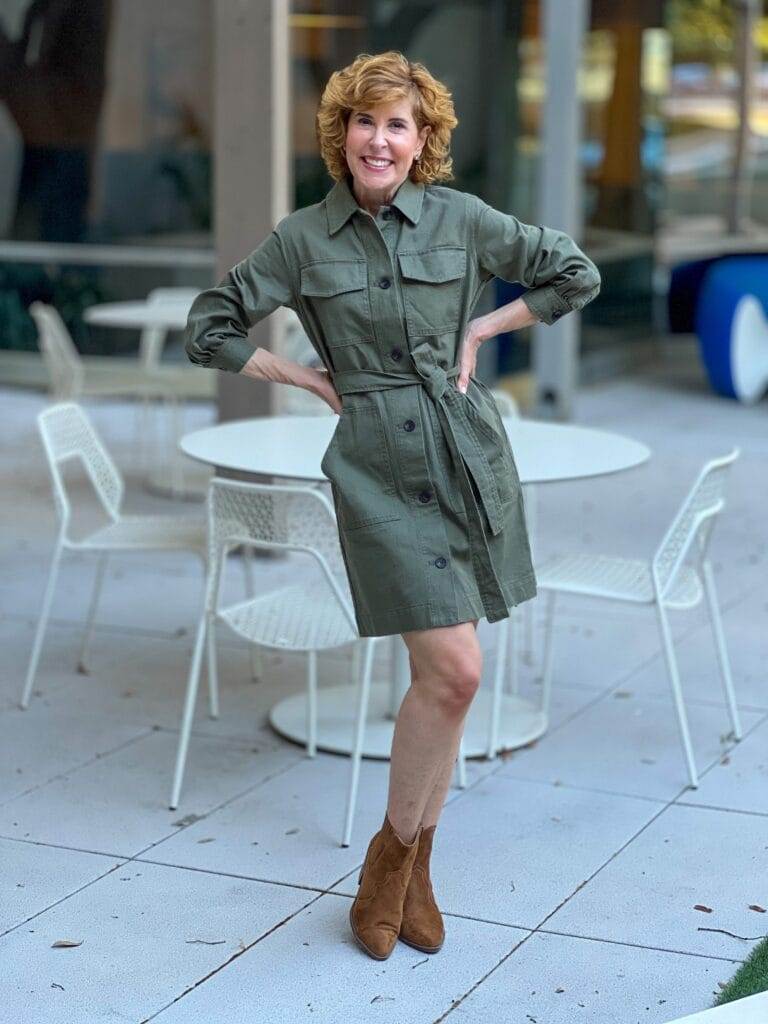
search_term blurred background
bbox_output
[1,0,767,411]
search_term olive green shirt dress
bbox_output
[184,174,601,637]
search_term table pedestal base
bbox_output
[268,680,546,759]
[144,457,211,501]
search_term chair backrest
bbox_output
[139,287,200,369]
[490,387,520,418]
[30,302,84,399]
[205,477,355,627]
[652,448,739,599]
[37,402,124,530]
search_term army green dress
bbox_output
[185,174,601,637]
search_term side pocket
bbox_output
[322,404,403,531]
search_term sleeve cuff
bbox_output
[211,336,256,373]
[521,285,572,326]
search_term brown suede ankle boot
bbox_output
[399,824,445,952]
[349,814,421,960]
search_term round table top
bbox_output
[84,300,195,330]
[180,415,650,485]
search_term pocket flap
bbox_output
[398,247,466,284]
[300,260,367,298]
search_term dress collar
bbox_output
[325,173,425,235]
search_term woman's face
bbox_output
[344,97,429,198]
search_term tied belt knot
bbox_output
[331,363,510,624]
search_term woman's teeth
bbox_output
[363,157,391,168]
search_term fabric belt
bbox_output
[332,363,509,622]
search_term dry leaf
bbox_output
[51,939,83,948]
[749,905,766,913]
[693,904,713,913]
[285,828,300,835]
[185,938,225,945]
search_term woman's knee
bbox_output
[438,653,482,710]
[404,624,482,712]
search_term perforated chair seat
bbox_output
[81,515,206,553]
[536,554,703,609]
[219,579,358,652]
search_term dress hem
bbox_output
[354,570,538,638]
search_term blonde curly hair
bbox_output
[316,51,458,185]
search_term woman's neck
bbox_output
[350,175,400,217]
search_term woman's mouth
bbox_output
[361,156,393,171]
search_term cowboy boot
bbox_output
[398,824,445,952]
[349,813,421,960]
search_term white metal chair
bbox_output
[31,301,168,402]
[488,386,538,733]
[531,449,742,788]
[21,402,207,709]
[31,301,171,475]
[171,477,392,847]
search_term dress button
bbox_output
[390,347,403,361]
[418,490,432,503]
[382,209,392,220]
[552,309,562,320]
[378,277,391,289]
[403,419,416,431]
[434,556,447,569]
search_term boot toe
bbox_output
[352,921,398,959]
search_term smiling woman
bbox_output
[183,48,601,965]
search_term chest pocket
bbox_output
[300,259,373,347]
[397,246,466,337]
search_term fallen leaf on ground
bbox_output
[694,904,713,913]
[51,939,83,948]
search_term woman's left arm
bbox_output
[458,195,601,391]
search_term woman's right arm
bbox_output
[184,230,341,411]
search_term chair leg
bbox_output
[454,733,468,789]
[206,614,219,719]
[351,641,362,694]
[521,483,537,666]
[78,553,108,674]
[341,638,375,847]
[21,538,64,709]
[170,614,207,809]
[540,589,557,720]
[387,637,399,718]
[702,561,743,740]
[240,546,262,682]
[655,601,699,789]
[488,615,509,759]
[306,649,318,758]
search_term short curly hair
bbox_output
[316,51,458,185]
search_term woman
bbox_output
[185,51,600,961]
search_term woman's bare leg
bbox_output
[417,619,479,829]
[386,619,481,844]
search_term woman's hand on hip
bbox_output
[307,367,343,414]
[456,318,486,393]
[457,298,540,393]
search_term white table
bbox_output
[181,415,650,759]
[85,298,210,499]
[84,300,193,331]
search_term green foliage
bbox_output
[667,0,735,59]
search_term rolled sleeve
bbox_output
[184,229,296,373]
[471,196,601,325]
